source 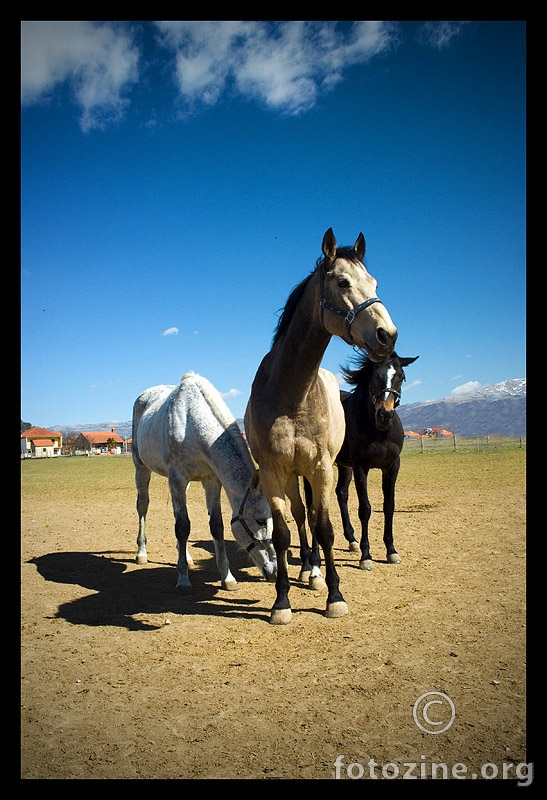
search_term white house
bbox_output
[21,427,63,458]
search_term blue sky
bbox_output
[21,20,526,427]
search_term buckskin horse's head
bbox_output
[318,227,398,360]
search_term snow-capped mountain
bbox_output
[397,379,526,437]
[50,379,526,440]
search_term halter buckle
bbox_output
[344,309,356,325]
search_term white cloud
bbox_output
[451,380,481,396]
[162,327,179,336]
[20,20,403,126]
[21,21,140,131]
[416,22,471,51]
[405,380,422,391]
[156,21,401,115]
[221,388,242,399]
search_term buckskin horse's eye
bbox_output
[337,278,350,289]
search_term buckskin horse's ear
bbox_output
[322,228,337,260]
[250,469,261,493]
[353,232,366,262]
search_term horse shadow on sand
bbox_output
[29,541,274,632]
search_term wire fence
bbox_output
[401,435,526,454]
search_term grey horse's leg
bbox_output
[168,466,194,593]
[203,477,237,590]
[135,462,151,564]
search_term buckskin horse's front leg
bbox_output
[270,508,293,625]
[314,507,348,618]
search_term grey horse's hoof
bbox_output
[270,608,292,625]
[359,559,374,570]
[325,601,349,618]
[222,579,238,591]
[136,555,148,565]
[263,564,277,582]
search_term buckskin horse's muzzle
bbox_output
[320,295,384,346]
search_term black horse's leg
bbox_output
[354,465,374,570]
[335,464,359,551]
[382,458,401,564]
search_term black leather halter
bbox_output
[320,295,383,345]
[230,488,260,552]
[371,387,401,408]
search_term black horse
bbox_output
[335,352,418,569]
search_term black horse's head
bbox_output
[341,352,419,431]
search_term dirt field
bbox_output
[21,446,528,781]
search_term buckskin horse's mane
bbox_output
[272,246,365,347]
[272,273,313,346]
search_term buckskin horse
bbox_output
[244,228,397,624]
[335,352,419,569]
[132,372,277,592]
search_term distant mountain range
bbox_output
[51,379,526,440]
[397,378,525,438]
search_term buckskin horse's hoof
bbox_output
[325,601,348,619]
[270,607,292,625]
[359,559,374,570]
[388,553,401,564]
[348,541,360,553]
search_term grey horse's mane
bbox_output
[181,372,251,464]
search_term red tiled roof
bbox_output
[32,439,55,447]
[80,430,124,444]
[431,427,454,437]
[22,426,62,439]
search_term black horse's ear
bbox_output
[322,228,337,260]
[400,356,419,366]
[353,232,366,262]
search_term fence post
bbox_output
[453,435,457,451]
[420,435,424,453]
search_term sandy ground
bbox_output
[20,449,528,781]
